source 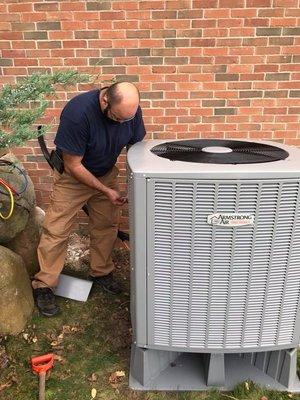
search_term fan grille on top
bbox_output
[151,139,289,164]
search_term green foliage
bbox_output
[0,70,90,149]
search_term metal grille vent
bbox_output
[147,179,300,351]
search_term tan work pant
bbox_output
[32,166,119,289]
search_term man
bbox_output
[32,81,146,317]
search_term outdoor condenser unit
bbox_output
[127,139,300,392]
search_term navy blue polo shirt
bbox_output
[54,89,146,177]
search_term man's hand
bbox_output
[62,153,126,205]
[104,187,127,206]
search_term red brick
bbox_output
[0,22,11,30]
[189,74,214,82]
[217,38,242,46]
[127,11,151,19]
[0,41,11,49]
[64,58,87,66]
[49,31,74,40]
[26,49,50,58]
[218,18,243,27]
[46,12,73,21]
[219,0,245,6]
[14,58,38,67]
[270,18,297,27]
[34,2,59,11]
[101,30,126,39]
[228,65,253,73]
[39,58,63,66]
[0,32,22,40]
[8,3,33,12]
[99,11,125,20]
[139,1,164,9]
[230,28,255,37]
[282,47,300,55]
[21,12,47,22]
[177,48,202,56]
[3,67,27,75]
[165,20,191,29]
[244,18,269,27]
[152,66,176,73]
[63,40,87,48]
[112,1,139,10]
[273,0,298,5]
[204,9,230,18]
[2,49,25,58]
[76,49,99,57]
[59,2,85,11]
[113,21,139,29]
[203,47,228,56]
[264,108,287,114]
[127,66,152,74]
[166,0,191,9]
[73,11,100,20]
[115,57,137,65]
[192,19,216,28]
[285,9,300,17]
[14,41,36,49]
[89,21,112,29]
[231,46,255,55]
[193,0,218,7]
[191,38,216,47]
[246,0,271,5]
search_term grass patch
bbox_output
[0,249,299,400]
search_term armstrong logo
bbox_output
[207,213,254,226]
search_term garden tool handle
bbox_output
[31,353,54,374]
[31,353,54,400]
[39,372,46,400]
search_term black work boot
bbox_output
[89,272,121,295]
[33,288,59,317]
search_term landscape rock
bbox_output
[0,246,34,335]
[6,207,45,277]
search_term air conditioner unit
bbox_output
[127,139,300,392]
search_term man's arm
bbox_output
[62,152,126,206]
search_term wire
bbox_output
[0,179,14,220]
[0,160,28,196]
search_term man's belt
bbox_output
[37,126,129,243]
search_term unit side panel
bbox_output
[146,178,300,352]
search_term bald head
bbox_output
[102,81,140,122]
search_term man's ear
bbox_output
[102,93,109,106]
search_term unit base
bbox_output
[130,345,300,392]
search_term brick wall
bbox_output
[0,0,300,230]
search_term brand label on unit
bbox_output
[207,213,254,226]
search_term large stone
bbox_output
[0,153,35,243]
[0,246,34,335]
[6,207,45,277]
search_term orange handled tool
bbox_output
[31,354,54,400]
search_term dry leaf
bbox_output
[245,381,250,391]
[0,382,11,392]
[91,388,97,398]
[88,373,99,382]
[50,341,58,347]
[288,394,293,398]
[53,354,66,364]
[22,333,29,341]
[109,370,126,385]
[32,337,38,343]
